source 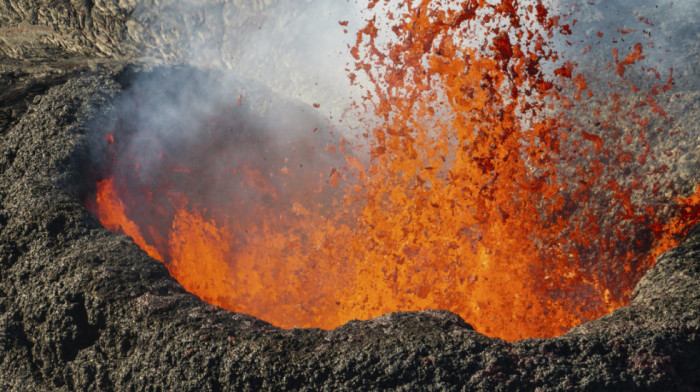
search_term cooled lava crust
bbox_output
[1,1,699,391]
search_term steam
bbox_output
[95,0,377,209]
[129,0,366,120]
[95,0,699,215]
[557,0,697,87]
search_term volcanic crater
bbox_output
[1,0,699,390]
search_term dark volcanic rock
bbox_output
[0,67,697,392]
[1,1,699,391]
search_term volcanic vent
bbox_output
[85,68,698,340]
[84,0,699,341]
[1,0,699,390]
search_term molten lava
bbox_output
[87,0,700,340]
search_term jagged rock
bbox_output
[0,72,697,391]
[1,0,698,390]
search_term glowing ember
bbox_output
[87,0,699,340]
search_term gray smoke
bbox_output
[91,0,374,213]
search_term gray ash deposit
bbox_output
[1,0,699,390]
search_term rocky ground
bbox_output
[1,1,698,390]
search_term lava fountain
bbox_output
[86,0,699,340]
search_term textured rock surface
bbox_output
[1,1,699,390]
[0,64,697,392]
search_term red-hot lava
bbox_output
[87,0,699,340]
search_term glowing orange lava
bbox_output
[88,0,699,340]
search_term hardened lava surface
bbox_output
[0,0,699,390]
[0,69,696,392]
